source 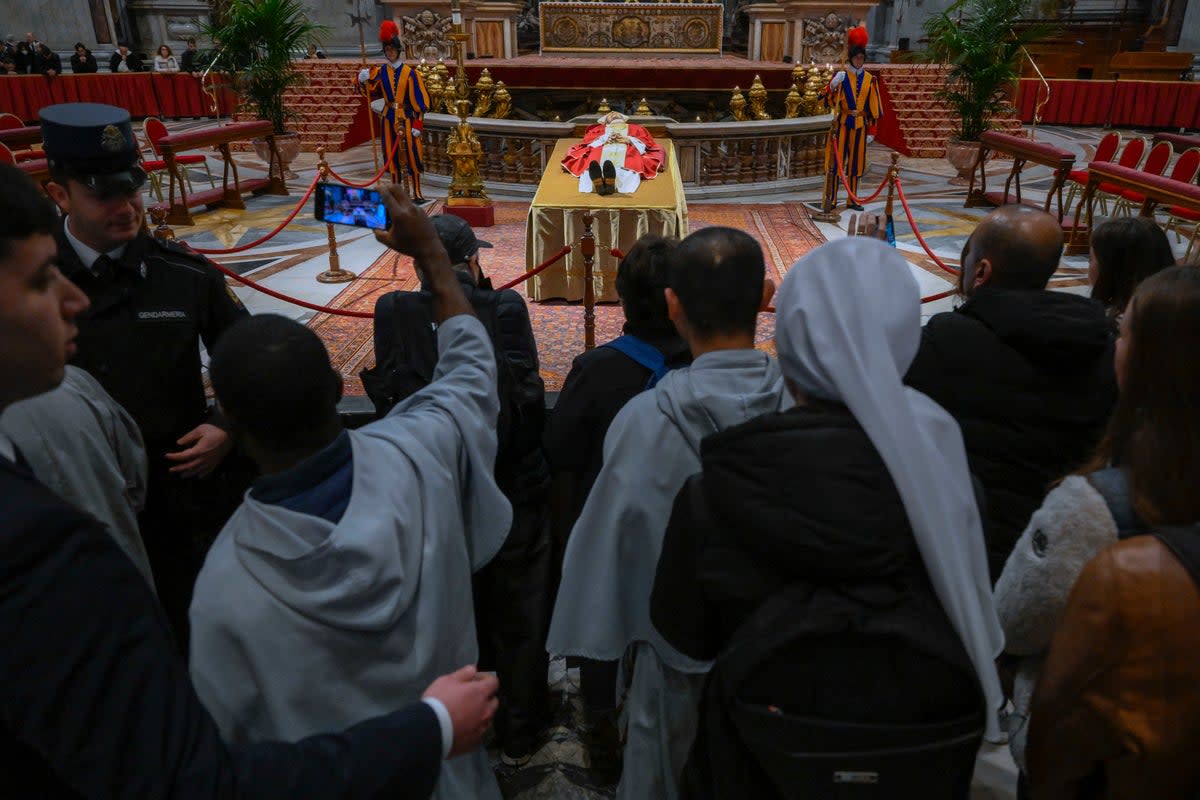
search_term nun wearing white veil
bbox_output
[773,238,1005,736]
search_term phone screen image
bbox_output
[315,182,389,231]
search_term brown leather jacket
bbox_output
[1027,536,1200,799]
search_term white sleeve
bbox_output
[421,698,454,759]
[627,136,647,155]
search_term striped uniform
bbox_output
[824,68,883,202]
[361,62,429,199]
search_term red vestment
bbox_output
[561,122,666,180]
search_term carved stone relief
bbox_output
[402,8,454,61]
[801,12,849,64]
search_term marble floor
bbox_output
[150,120,1194,798]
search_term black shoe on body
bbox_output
[601,160,617,196]
[587,161,604,194]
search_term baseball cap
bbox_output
[432,213,493,265]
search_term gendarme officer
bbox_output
[42,102,250,650]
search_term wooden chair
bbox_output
[142,117,214,196]
[1110,141,1174,217]
[1064,131,1120,213]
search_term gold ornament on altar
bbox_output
[749,75,770,120]
[434,60,453,112]
[729,86,748,121]
[492,81,512,119]
[634,97,652,116]
[448,98,488,202]
[784,83,802,119]
[597,97,611,114]
[803,66,824,116]
[426,70,445,116]
[791,63,809,88]
[473,68,495,117]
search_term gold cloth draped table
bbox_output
[526,137,687,302]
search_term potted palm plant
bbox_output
[204,0,327,173]
[918,0,1048,179]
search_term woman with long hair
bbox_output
[997,264,1200,798]
[153,43,178,73]
[1088,216,1175,322]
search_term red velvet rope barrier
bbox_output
[894,177,960,276]
[830,129,890,207]
[203,256,375,318]
[188,173,322,255]
[324,132,404,189]
[495,246,573,291]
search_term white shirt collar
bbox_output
[62,216,127,275]
[388,57,403,69]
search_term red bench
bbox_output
[149,120,287,225]
[966,130,1076,221]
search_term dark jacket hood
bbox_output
[700,404,914,584]
[961,288,1112,370]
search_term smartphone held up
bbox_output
[314,182,390,231]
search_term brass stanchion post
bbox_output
[315,147,358,284]
[884,152,899,220]
[812,114,841,223]
[581,211,596,351]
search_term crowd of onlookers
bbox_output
[1,97,1199,799]
[0,32,205,76]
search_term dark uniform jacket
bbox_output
[57,226,248,461]
[0,453,443,798]
[905,287,1116,580]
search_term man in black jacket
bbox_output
[70,42,98,73]
[0,161,498,798]
[364,212,552,767]
[109,43,143,72]
[905,205,1117,580]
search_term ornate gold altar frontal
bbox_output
[540,2,723,54]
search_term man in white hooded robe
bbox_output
[188,187,510,800]
[547,226,787,799]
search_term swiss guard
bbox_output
[822,25,883,211]
[356,20,431,203]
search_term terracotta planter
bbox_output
[944,137,980,186]
[252,131,301,180]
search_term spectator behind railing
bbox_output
[109,43,144,73]
[35,43,61,78]
[1088,216,1176,324]
[153,44,179,73]
[70,42,98,74]
[179,37,201,77]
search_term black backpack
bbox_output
[360,286,527,461]
[677,477,984,800]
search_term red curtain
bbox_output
[0,73,235,123]
[1017,78,1200,129]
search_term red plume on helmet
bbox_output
[847,26,869,49]
[379,20,401,48]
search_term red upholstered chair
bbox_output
[1064,131,1120,212]
[1162,149,1200,261]
[0,112,44,163]
[0,142,15,165]
[1085,137,1146,216]
[143,117,214,194]
[1111,141,1174,216]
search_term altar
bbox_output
[539,2,723,54]
[526,137,687,302]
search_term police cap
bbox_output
[39,103,146,196]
